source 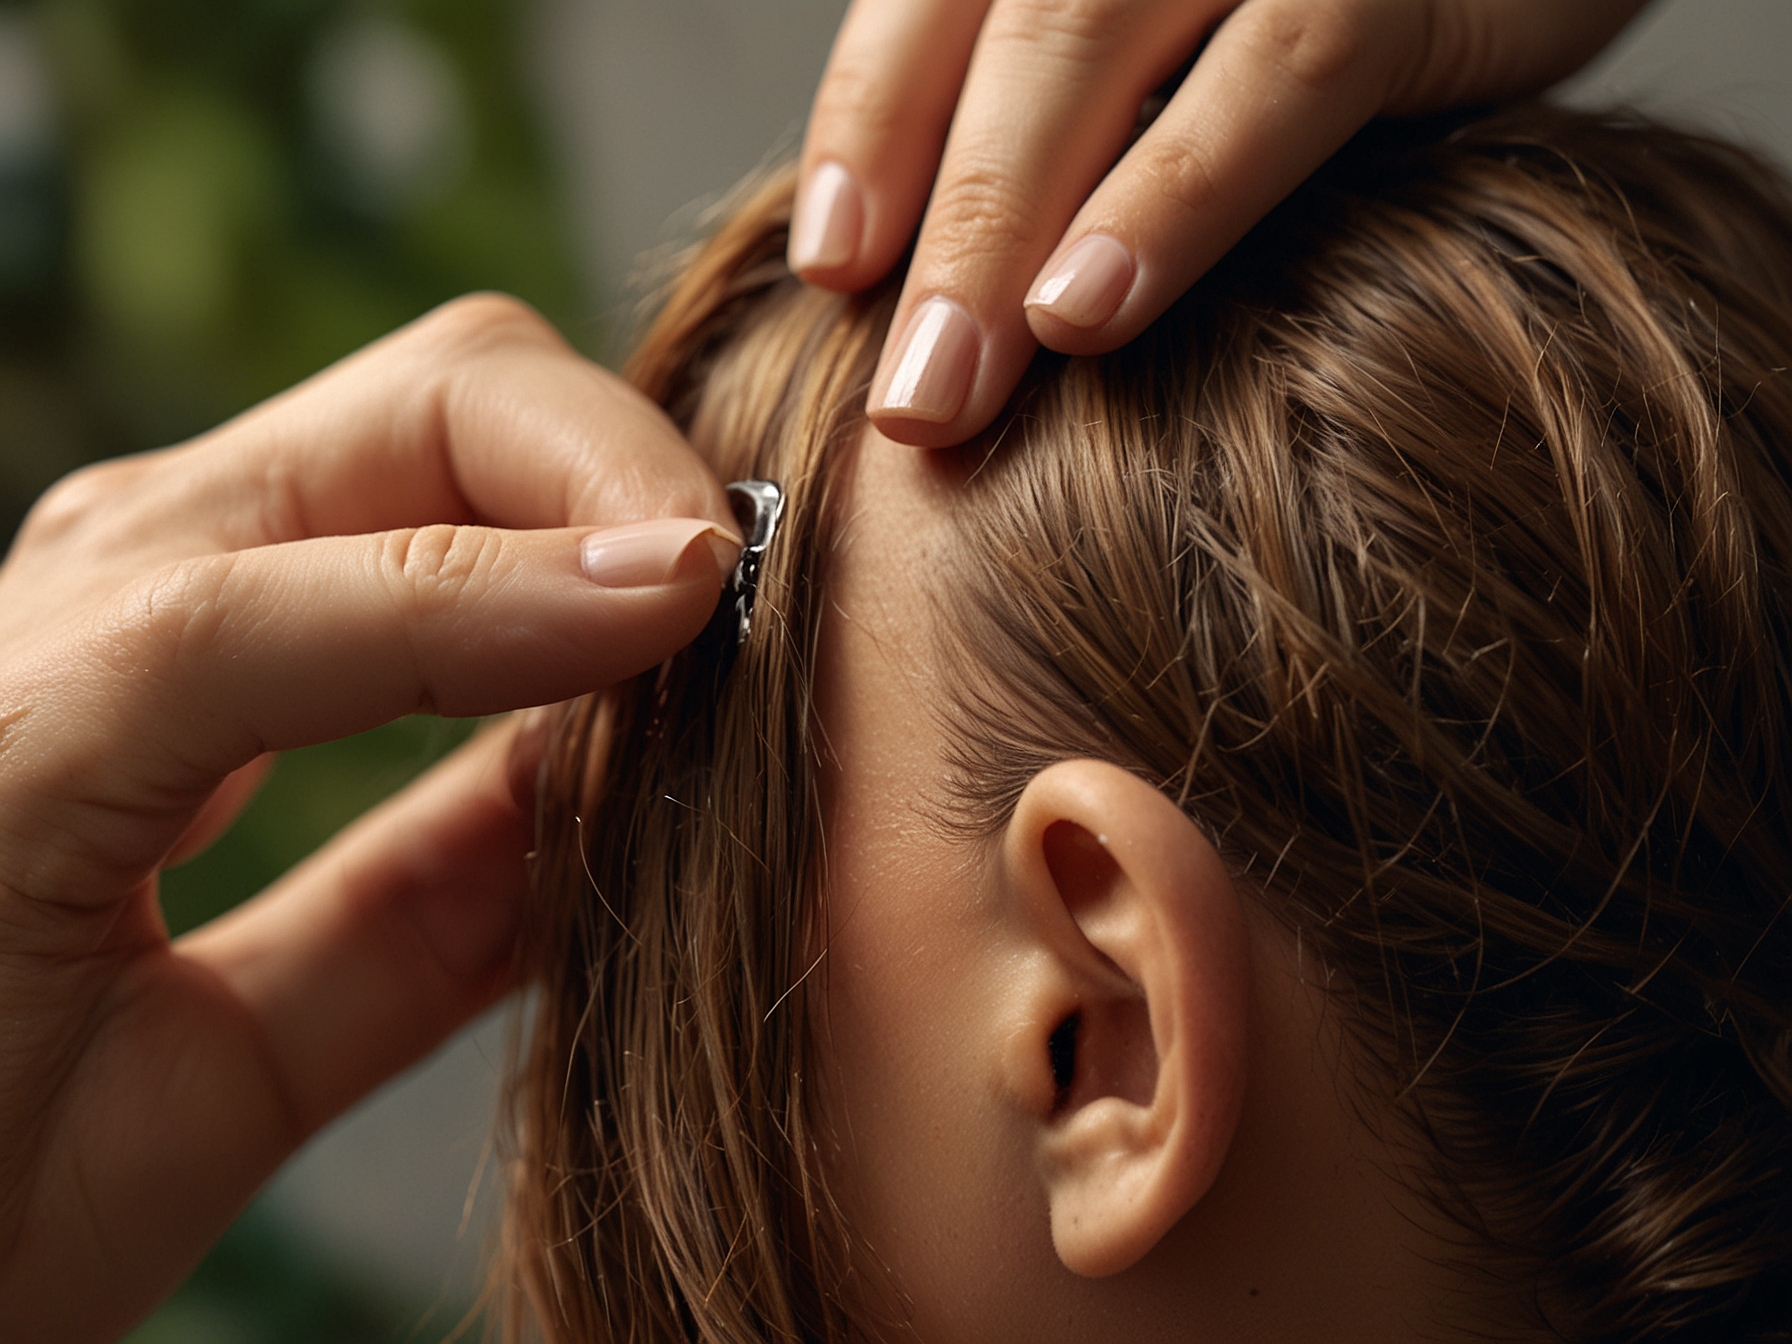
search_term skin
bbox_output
[811,428,1492,1342]
[0,294,739,1343]
[794,0,1650,447]
[0,7,1661,1329]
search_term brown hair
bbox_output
[501,106,1792,1342]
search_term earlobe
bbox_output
[1000,760,1251,1278]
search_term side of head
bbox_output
[500,107,1792,1343]
[916,109,1792,1340]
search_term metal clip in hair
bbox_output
[723,479,785,645]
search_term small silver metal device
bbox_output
[722,479,785,645]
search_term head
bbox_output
[502,106,1792,1343]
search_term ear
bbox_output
[997,759,1250,1278]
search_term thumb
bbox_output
[0,516,738,914]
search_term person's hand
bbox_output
[791,0,1648,446]
[0,294,738,1343]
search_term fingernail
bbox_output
[789,160,863,273]
[580,518,741,588]
[868,296,980,423]
[1026,234,1135,329]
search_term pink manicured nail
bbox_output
[869,297,980,423]
[789,160,863,273]
[1026,234,1135,329]
[580,518,740,588]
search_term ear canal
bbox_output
[1048,1012,1080,1113]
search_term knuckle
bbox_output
[383,524,504,618]
[15,457,145,551]
[1232,0,1369,93]
[1133,132,1221,220]
[987,0,1129,54]
[105,554,235,685]
[811,54,915,145]
[411,291,559,360]
[1389,0,1493,109]
[921,155,1049,261]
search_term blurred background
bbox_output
[0,0,1785,1339]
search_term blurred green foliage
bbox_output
[0,0,582,536]
[160,714,477,935]
[0,0,581,1335]
[124,1200,448,1344]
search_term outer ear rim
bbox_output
[1001,758,1251,1278]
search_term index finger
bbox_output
[42,294,734,564]
[861,0,1222,448]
